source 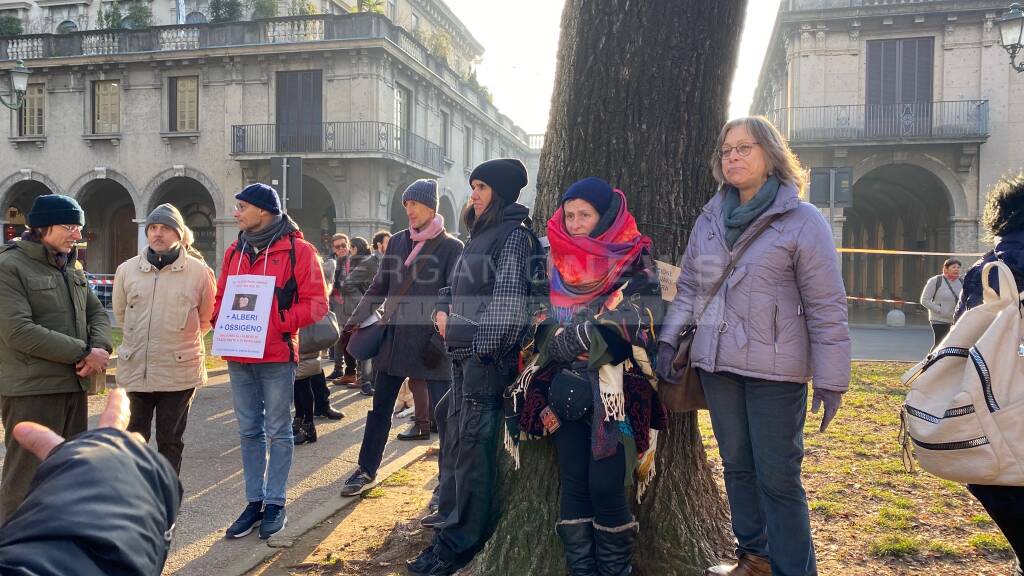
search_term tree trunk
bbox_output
[473,1,748,575]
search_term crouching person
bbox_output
[113,203,217,476]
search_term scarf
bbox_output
[146,245,181,270]
[240,214,290,254]
[405,213,445,267]
[547,188,651,322]
[721,175,780,248]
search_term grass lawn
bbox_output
[110,328,227,372]
[697,361,1015,575]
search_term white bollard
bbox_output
[886,309,906,327]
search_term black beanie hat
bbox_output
[145,203,186,240]
[28,194,85,228]
[468,158,528,204]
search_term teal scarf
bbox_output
[721,175,780,248]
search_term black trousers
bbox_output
[930,322,951,347]
[357,372,449,478]
[433,357,514,566]
[294,372,331,420]
[334,331,357,375]
[435,384,458,522]
[969,484,1024,564]
[127,388,196,476]
[553,419,631,527]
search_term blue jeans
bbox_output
[228,361,296,507]
[699,369,817,576]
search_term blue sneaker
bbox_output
[259,504,287,539]
[225,501,263,539]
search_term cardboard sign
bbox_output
[656,260,681,302]
[212,274,277,358]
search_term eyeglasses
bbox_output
[719,142,759,160]
[333,244,347,250]
[233,203,251,213]
[58,224,83,233]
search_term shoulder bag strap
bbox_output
[692,214,782,325]
[380,235,445,325]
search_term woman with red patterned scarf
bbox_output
[517,177,667,576]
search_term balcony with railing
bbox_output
[767,100,989,145]
[0,11,530,146]
[231,120,445,174]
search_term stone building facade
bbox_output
[0,1,532,273]
[752,0,1024,303]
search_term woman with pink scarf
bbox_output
[340,179,464,497]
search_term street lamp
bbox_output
[0,60,31,111]
[998,3,1024,73]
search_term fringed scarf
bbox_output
[547,188,651,323]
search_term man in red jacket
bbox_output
[213,183,327,540]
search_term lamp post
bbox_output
[998,3,1024,73]
[0,60,31,111]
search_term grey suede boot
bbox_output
[556,518,597,576]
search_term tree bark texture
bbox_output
[474,1,748,575]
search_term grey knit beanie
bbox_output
[145,203,186,240]
[402,179,439,211]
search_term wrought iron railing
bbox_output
[767,100,988,144]
[231,121,445,173]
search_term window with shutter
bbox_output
[93,80,120,134]
[865,37,934,137]
[18,84,45,137]
[169,76,199,132]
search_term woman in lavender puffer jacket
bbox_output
[658,116,851,576]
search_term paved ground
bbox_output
[850,324,934,361]
[0,373,433,576]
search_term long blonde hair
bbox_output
[711,116,807,192]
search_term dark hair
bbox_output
[982,171,1024,238]
[350,236,370,256]
[372,230,391,252]
[461,193,508,236]
[942,258,961,269]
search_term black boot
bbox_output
[593,519,637,576]
[291,416,301,437]
[294,417,317,445]
[556,519,597,576]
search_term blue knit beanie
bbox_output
[561,177,613,216]
[235,183,282,215]
[402,179,439,211]
[28,194,85,227]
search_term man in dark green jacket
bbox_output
[0,194,112,523]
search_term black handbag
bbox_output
[548,368,593,422]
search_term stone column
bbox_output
[950,217,980,254]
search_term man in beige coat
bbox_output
[113,203,217,475]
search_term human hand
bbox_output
[655,341,678,382]
[84,348,110,372]
[75,360,95,378]
[435,311,448,338]
[811,388,843,432]
[13,388,134,461]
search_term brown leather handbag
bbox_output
[659,215,780,412]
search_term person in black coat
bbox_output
[409,159,534,576]
[340,179,463,497]
[0,388,181,576]
[952,171,1024,576]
